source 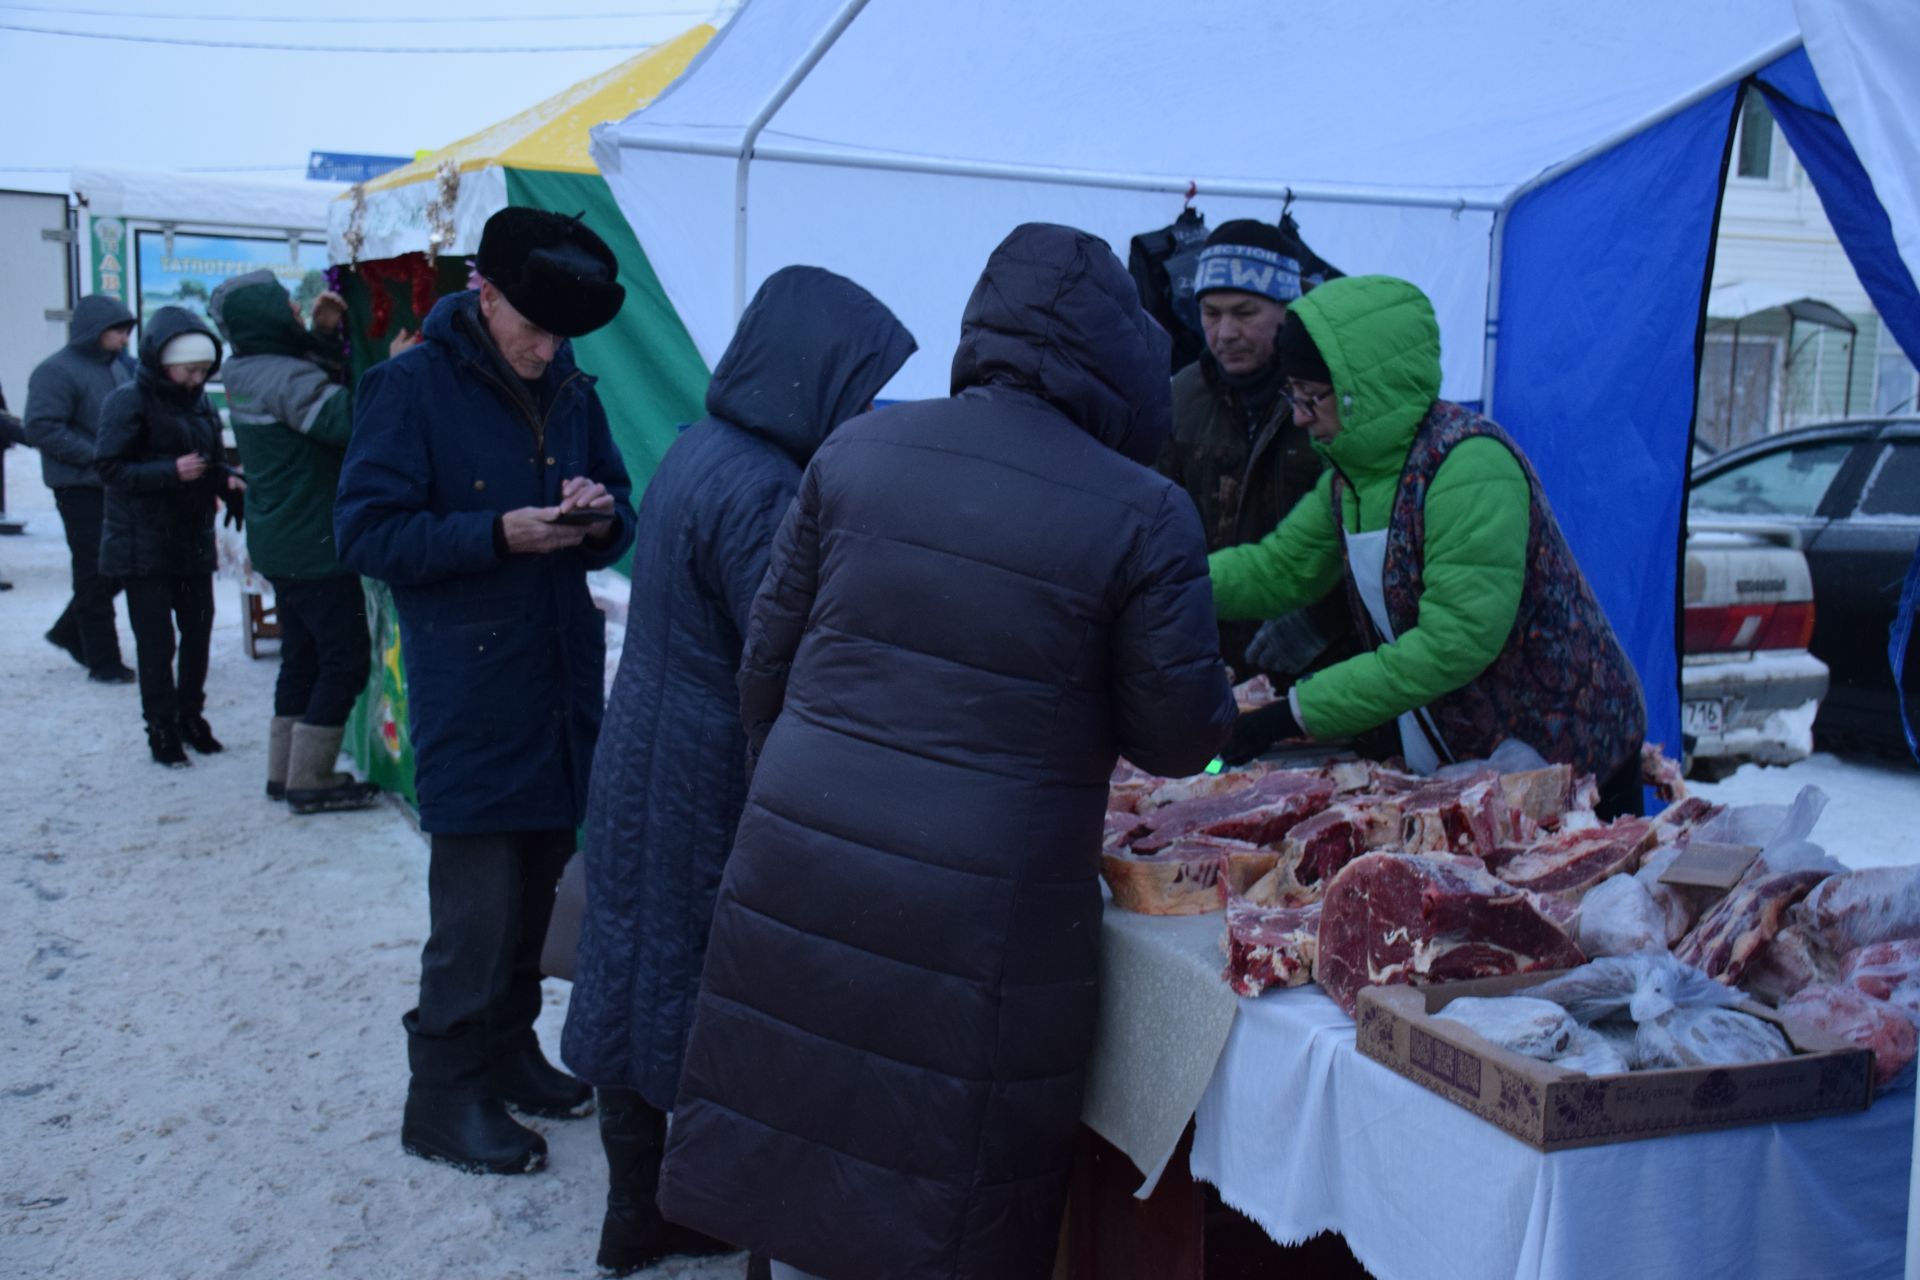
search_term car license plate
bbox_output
[1682,699,1725,736]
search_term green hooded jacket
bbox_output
[1208,276,1531,739]
[210,270,354,580]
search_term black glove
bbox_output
[222,486,245,532]
[1246,608,1332,676]
[1222,698,1305,766]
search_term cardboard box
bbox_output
[1354,972,1875,1151]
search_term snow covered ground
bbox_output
[5,453,1917,1277]
[0,469,742,1280]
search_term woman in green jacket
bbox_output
[1212,275,1647,815]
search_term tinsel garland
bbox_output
[357,253,440,339]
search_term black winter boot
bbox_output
[147,721,190,768]
[401,1090,547,1176]
[180,714,224,754]
[490,1040,594,1119]
[595,1088,732,1275]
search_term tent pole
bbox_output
[732,0,872,320]
[1480,33,1803,415]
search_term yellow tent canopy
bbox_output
[366,25,712,190]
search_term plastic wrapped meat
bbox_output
[1527,952,1743,1026]
[1553,1025,1634,1076]
[1743,924,1839,1006]
[1435,995,1580,1060]
[1794,865,1920,956]
[1674,869,1831,984]
[1839,939,1920,1020]
[1634,847,1700,947]
[1316,853,1585,1017]
[1635,1006,1793,1069]
[1780,983,1918,1089]
[1222,898,1322,996]
[1576,873,1669,958]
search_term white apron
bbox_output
[1343,526,1450,776]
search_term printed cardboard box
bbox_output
[1354,971,1874,1151]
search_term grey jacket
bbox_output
[25,295,137,489]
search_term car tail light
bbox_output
[1684,601,1815,652]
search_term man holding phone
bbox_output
[336,206,637,1177]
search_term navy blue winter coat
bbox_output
[562,266,915,1106]
[334,290,636,835]
[657,224,1238,1280]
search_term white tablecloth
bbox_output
[1189,984,1912,1280]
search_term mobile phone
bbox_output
[554,508,616,526]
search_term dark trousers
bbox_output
[123,574,215,727]
[408,829,573,1095]
[49,486,123,670]
[269,574,372,726]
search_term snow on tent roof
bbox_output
[73,166,344,233]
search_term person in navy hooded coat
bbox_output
[656,223,1238,1280]
[562,265,914,1275]
[335,207,637,1177]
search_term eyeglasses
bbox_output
[1287,381,1335,413]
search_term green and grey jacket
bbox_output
[211,270,353,580]
[1209,275,1644,777]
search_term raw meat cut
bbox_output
[1649,796,1725,845]
[1674,869,1831,985]
[1222,898,1322,996]
[1276,796,1404,892]
[1138,766,1268,813]
[1780,983,1918,1088]
[1794,865,1920,956]
[1398,770,1510,858]
[1221,847,1282,899]
[1102,835,1257,916]
[1234,674,1279,712]
[1108,759,1159,813]
[1131,770,1335,852]
[1435,995,1579,1059]
[1570,773,1601,814]
[1500,764,1572,832]
[1839,940,1920,1020]
[1494,817,1656,899]
[1743,925,1838,1005]
[1103,810,1144,851]
[1316,853,1586,1017]
[1641,743,1689,805]
[1315,758,1381,795]
[1634,846,1699,946]
[1576,874,1668,957]
[1636,1007,1793,1069]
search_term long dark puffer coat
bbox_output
[657,224,1238,1280]
[95,307,230,579]
[334,290,637,835]
[561,266,915,1108]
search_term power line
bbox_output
[0,21,662,51]
[0,3,716,22]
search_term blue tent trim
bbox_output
[1491,87,1741,765]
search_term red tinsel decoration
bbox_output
[357,253,441,339]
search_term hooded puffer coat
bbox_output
[655,224,1237,1280]
[26,294,138,489]
[562,266,916,1108]
[94,307,229,579]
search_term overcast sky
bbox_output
[0,0,734,193]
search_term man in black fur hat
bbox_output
[336,206,638,1176]
[1156,217,1355,684]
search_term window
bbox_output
[1690,441,1854,517]
[1696,334,1780,451]
[1874,343,1918,416]
[1857,443,1920,518]
[1734,90,1784,183]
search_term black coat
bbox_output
[562,266,915,1107]
[657,224,1237,1280]
[95,307,229,579]
[334,291,637,835]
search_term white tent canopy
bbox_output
[72,166,343,234]
[593,0,1802,403]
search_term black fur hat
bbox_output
[477,207,625,338]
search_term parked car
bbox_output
[1688,416,1920,758]
[1680,523,1828,772]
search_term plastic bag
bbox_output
[1690,785,1841,879]
[1436,996,1579,1060]
[1839,939,1920,1018]
[1577,874,1668,957]
[1552,1025,1633,1076]
[1636,1006,1793,1069]
[1634,846,1699,946]
[1527,953,1744,1026]
[1434,739,1550,782]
